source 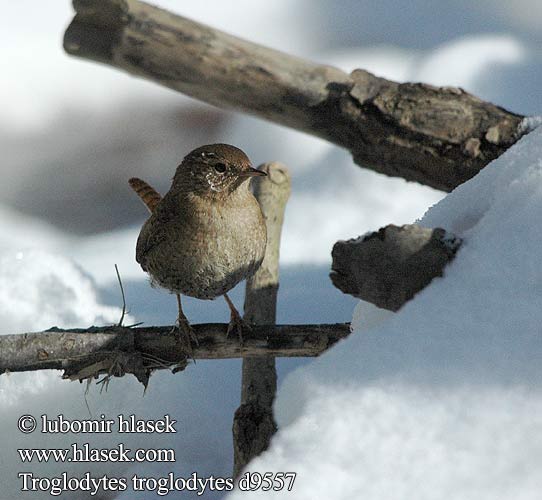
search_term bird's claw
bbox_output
[180,317,199,346]
[226,312,251,346]
[171,317,198,362]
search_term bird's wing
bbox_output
[135,196,178,270]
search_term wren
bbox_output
[129,144,267,349]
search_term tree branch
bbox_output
[331,224,462,311]
[64,0,526,191]
[233,162,291,476]
[0,323,350,381]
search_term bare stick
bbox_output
[330,224,462,311]
[233,162,291,476]
[64,0,525,191]
[0,323,349,381]
[114,264,127,327]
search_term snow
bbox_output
[1,1,542,499]
[3,9,541,282]
[0,249,124,333]
[0,248,128,409]
[0,1,317,131]
[415,34,526,88]
[225,126,542,500]
[520,115,542,134]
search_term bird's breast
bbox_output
[141,193,266,299]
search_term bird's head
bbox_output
[173,144,266,197]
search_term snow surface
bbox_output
[225,126,542,500]
[2,2,542,499]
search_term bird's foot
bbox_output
[226,308,251,346]
[223,293,249,347]
[171,317,198,361]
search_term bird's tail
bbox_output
[128,177,162,213]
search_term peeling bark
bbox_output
[331,225,462,311]
[64,0,526,191]
[0,323,350,384]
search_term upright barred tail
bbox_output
[128,177,162,213]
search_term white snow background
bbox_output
[1,1,541,499]
[229,124,542,500]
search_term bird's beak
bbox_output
[240,167,267,177]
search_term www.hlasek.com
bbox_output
[16,413,296,496]
[18,442,175,463]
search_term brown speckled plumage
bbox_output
[129,144,267,346]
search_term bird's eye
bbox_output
[214,163,227,173]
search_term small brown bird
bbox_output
[129,144,267,348]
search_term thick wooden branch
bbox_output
[64,0,526,191]
[330,224,462,311]
[0,323,350,381]
[233,162,291,476]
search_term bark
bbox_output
[64,0,526,192]
[233,162,291,477]
[0,323,350,386]
[330,224,462,311]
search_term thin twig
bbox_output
[115,264,127,327]
[0,323,351,376]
